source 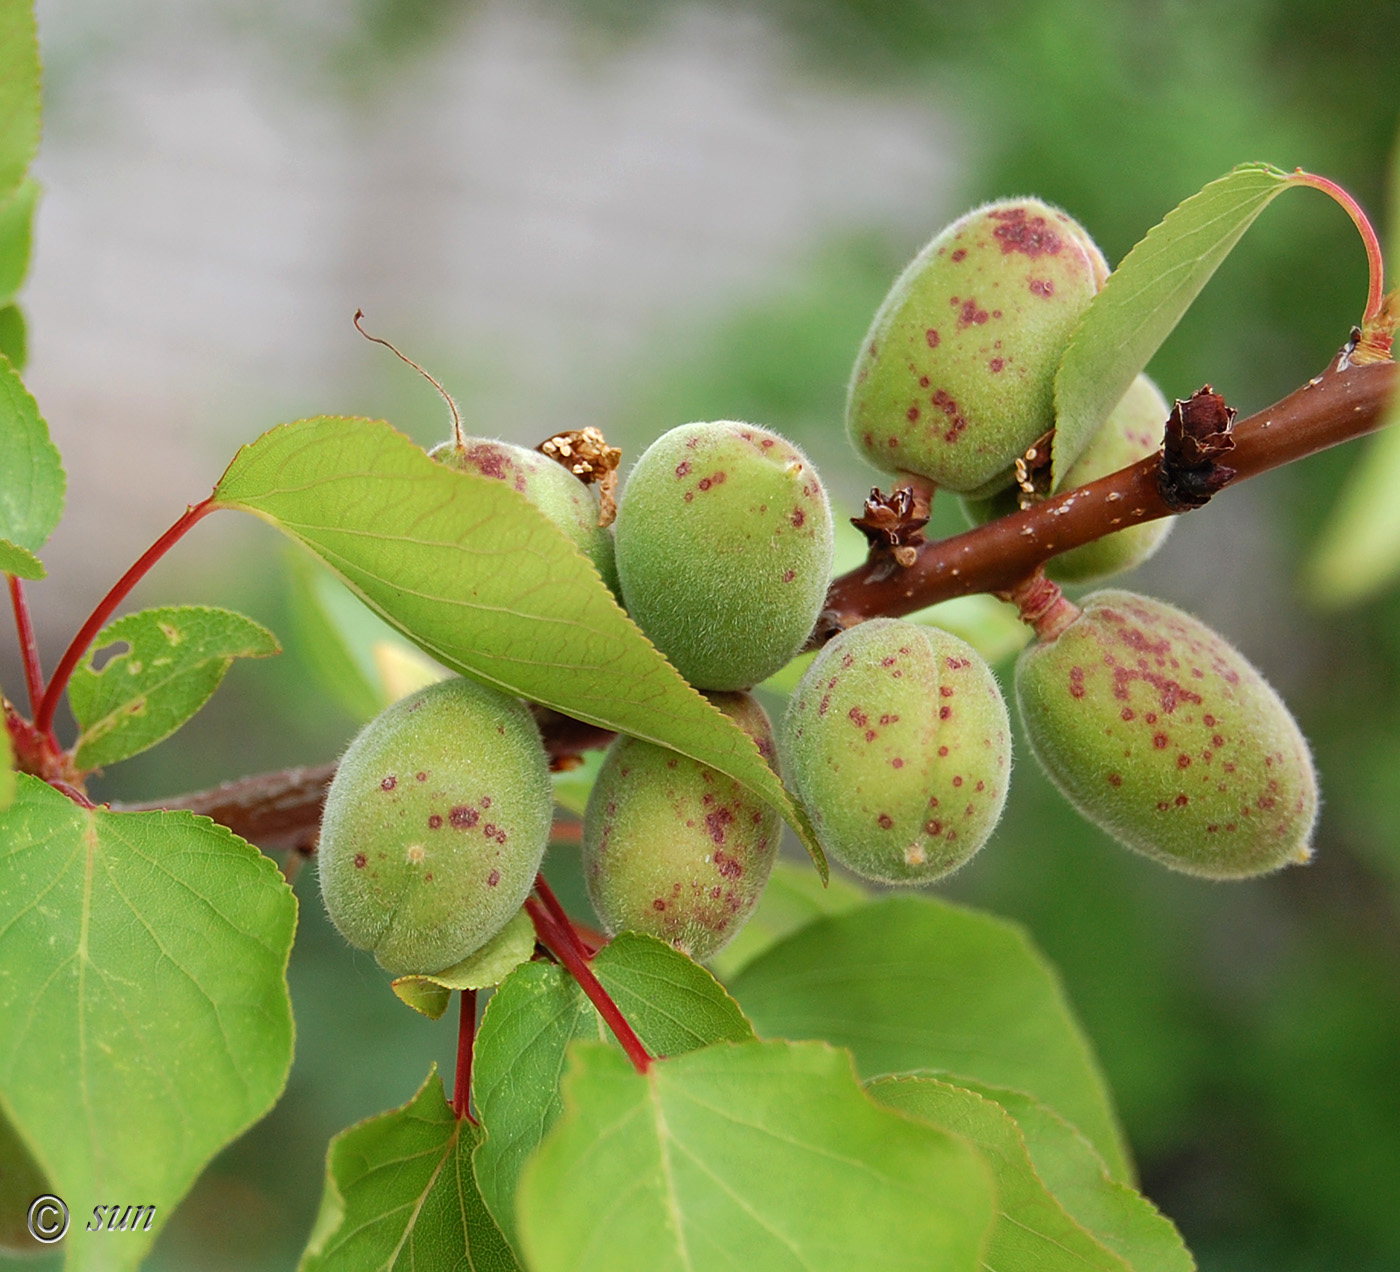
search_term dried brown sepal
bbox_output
[851,486,930,553]
[538,427,622,526]
[1157,385,1238,512]
[1014,428,1056,508]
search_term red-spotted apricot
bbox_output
[431,436,620,595]
[318,676,552,974]
[781,619,1011,884]
[848,198,1108,496]
[963,373,1175,583]
[613,421,834,690]
[1015,590,1317,878]
[581,692,781,961]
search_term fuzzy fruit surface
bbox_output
[582,692,781,961]
[848,198,1108,496]
[1016,590,1317,878]
[782,619,1011,884]
[430,437,620,596]
[614,421,834,690]
[964,374,1174,583]
[318,676,552,974]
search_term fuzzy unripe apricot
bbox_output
[431,437,620,596]
[782,619,1011,884]
[963,373,1175,584]
[614,421,834,691]
[1015,590,1317,878]
[848,198,1108,496]
[318,676,553,974]
[582,692,781,962]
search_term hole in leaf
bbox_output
[89,640,131,674]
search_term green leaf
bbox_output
[1052,163,1301,488]
[517,1040,995,1272]
[0,302,24,370]
[709,857,867,981]
[0,356,63,566]
[0,176,37,304]
[471,933,752,1246]
[391,907,537,1019]
[0,0,40,204]
[300,1067,518,1272]
[0,774,297,1271]
[946,1079,1193,1272]
[0,693,12,812]
[0,1103,50,1253]
[214,416,826,877]
[68,604,280,770]
[870,1076,1136,1272]
[0,537,40,578]
[1303,388,1400,606]
[729,893,1132,1182]
[284,548,446,723]
[550,747,602,818]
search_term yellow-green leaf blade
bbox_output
[0,356,64,566]
[1053,163,1300,488]
[0,0,40,205]
[213,416,825,875]
[69,604,280,770]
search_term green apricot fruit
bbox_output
[582,692,781,961]
[963,373,1175,584]
[1015,590,1317,878]
[848,198,1108,496]
[781,618,1011,884]
[431,436,620,595]
[613,421,834,691]
[319,676,553,974]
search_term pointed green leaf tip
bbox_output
[390,907,537,1019]
[300,1066,518,1271]
[0,355,64,576]
[68,604,280,769]
[1053,163,1300,489]
[516,1040,996,1272]
[0,774,296,1271]
[213,416,826,877]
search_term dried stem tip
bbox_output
[538,428,622,526]
[851,486,930,568]
[1158,385,1237,512]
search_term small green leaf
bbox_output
[471,934,752,1246]
[0,356,64,565]
[300,1067,518,1272]
[517,1040,996,1272]
[946,1079,1194,1272]
[391,908,537,1019]
[730,894,1132,1182]
[214,417,826,876]
[870,1076,1136,1272]
[68,604,280,769]
[0,0,40,204]
[1053,163,1301,489]
[0,303,24,370]
[0,537,40,578]
[0,774,297,1271]
[1303,390,1400,606]
[0,176,37,304]
[709,858,867,980]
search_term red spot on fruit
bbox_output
[989,357,1004,372]
[919,375,931,388]
[714,848,742,878]
[782,569,796,583]
[354,853,366,868]
[428,814,443,829]
[991,206,1063,257]
[1028,278,1055,297]
[381,776,397,791]
[849,707,868,727]
[653,898,666,911]
[877,813,894,829]
[1203,714,1216,727]
[1213,734,1225,748]
[482,797,492,808]
[1177,754,1191,769]
[879,713,899,724]
[416,771,427,782]
[1121,708,1135,721]
[791,508,806,528]
[1175,794,1189,806]
[1153,734,1169,749]
[1069,666,1085,699]
[907,406,920,421]
[487,869,501,887]
[939,705,951,720]
[953,775,964,787]
[675,461,690,478]
[938,745,949,757]
[958,298,989,328]
[950,248,966,261]
[698,477,711,491]
[1107,773,1122,787]
[450,806,479,829]
[892,757,904,769]
[925,328,940,348]
[705,807,735,844]
[926,819,943,835]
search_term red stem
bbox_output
[35,499,219,737]
[533,873,594,964]
[525,897,653,1073]
[453,988,478,1122]
[7,575,45,721]
[1293,169,1387,324]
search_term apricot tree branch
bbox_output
[114,354,1394,849]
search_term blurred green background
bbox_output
[4,0,1399,1267]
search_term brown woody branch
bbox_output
[117,355,1395,850]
